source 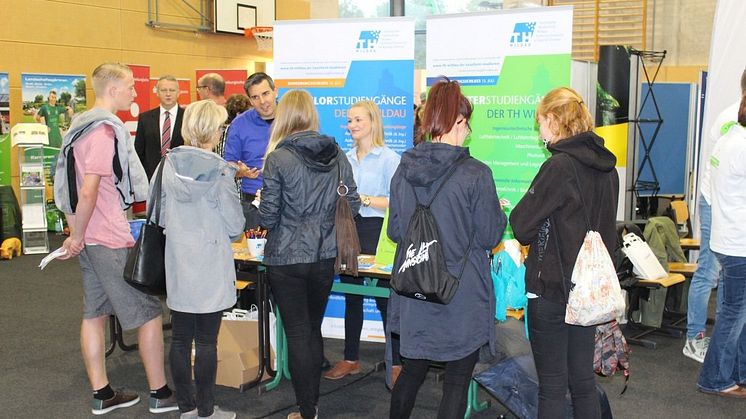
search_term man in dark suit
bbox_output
[134,75,184,180]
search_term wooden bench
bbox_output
[669,262,697,278]
[625,273,686,349]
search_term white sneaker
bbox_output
[683,332,710,363]
[199,406,236,419]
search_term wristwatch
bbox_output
[362,195,371,207]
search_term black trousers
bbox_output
[169,309,224,417]
[528,297,600,419]
[389,349,479,419]
[340,216,400,364]
[241,192,260,230]
[268,259,335,419]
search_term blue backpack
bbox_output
[491,250,527,322]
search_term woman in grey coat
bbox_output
[387,79,506,419]
[153,100,244,419]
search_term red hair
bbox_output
[418,78,473,142]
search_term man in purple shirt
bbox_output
[224,72,277,229]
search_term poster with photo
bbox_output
[21,73,87,184]
[0,72,10,185]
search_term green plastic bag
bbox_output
[374,208,397,266]
[46,200,65,233]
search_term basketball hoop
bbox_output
[245,26,273,52]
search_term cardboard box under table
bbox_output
[216,310,275,389]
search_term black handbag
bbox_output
[123,156,167,296]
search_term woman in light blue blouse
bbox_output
[323,100,402,385]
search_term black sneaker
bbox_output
[91,389,140,415]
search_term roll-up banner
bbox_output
[21,73,88,186]
[426,7,573,237]
[0,72,10,185]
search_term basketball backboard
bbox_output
[215,0,275,35]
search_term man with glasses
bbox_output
[197,73,226,106]
[224,72,277,230]
[134,75,185,180]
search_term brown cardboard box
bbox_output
[215,314,275,388]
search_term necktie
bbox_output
[161,111,171,156]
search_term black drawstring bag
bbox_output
[123,156,167,296]
[391,156,472,304]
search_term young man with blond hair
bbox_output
[55,63,177,415]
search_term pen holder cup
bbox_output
[247,238,267,258]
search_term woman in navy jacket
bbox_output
[387,79,506,419]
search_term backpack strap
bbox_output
[424,154,471,207]
[64,122,97,213]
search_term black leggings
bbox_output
[169,309,224,417]
[528,297,600,419]
[269,259,335,419]
[389,349,479,419]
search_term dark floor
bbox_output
[0,234,741,418]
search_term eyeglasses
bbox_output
[196,85,208,90]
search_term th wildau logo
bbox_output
[510,22,536,46]
[356,30,381,52]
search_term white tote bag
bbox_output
[621,232,667,280]
[565,230,627,326]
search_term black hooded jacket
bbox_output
[259,131,360,265]
[510,131,619,304]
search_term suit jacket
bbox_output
[134,106,185,179]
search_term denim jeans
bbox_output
[698,253,746,392]
[169,309,224,417]
[389,349,479,419]
[268,259,335,419]
[528,297,600,419]
[687,196,723,339]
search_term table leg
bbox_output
[105,316,138,358]
[464,379,489,418]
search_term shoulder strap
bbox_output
[549,216,570,297]
[426,154,470,207]
[65,122,97,214]
[147,155,167,225]
[564,156,592,231]
[407,154,470,207]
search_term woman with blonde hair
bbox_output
[511,87,619,418]
[324,100,402,385]
[153,99,244,419]
[259,90,359,419]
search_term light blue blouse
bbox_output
[345,145,401,218]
